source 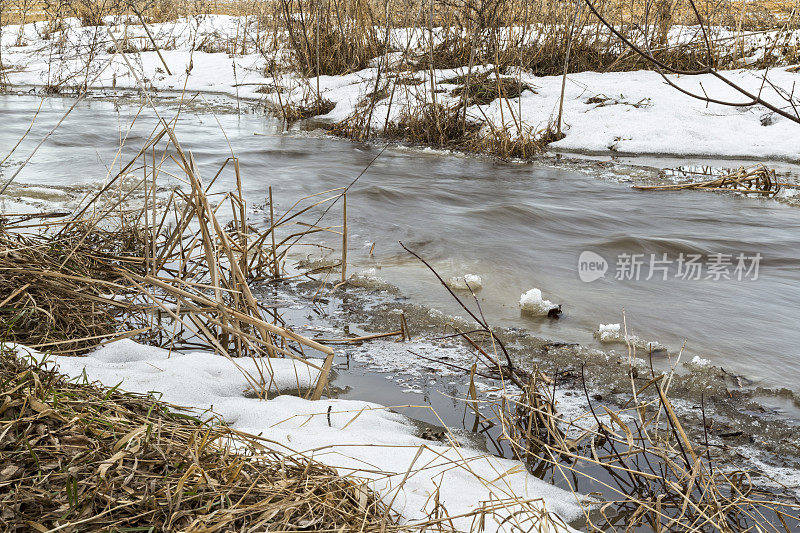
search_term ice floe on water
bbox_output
[593,323,666,353]
[595,323,624,343]
[446,273,483,291]
[690,355,711,366]
[348,267,394,291]
[519,288,558,316]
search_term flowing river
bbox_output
[2,92,800,396]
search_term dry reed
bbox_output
[634,164,784,195]
[401,242,800,532]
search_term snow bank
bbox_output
[12,340,584,531]
[2,16,799,161]
[519,288,557,316]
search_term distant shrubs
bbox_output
[280,0,385,76]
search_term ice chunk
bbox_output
[595,323,622,343]
[594,323,666,353]
[447,274,483,291]
[519,288,556,316]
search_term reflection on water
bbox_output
[2,93,800,391]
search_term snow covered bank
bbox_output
[13,340,585,531]
[2,15,799,161]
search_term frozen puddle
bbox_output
[14,340,586,531]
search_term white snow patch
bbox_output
[12,340,584,530]
[2,16,799,161]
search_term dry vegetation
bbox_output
[0,347,394,531]
[634,164,787,194]
[1,1,800,530]
[0,103,351,399]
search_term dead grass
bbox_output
[634,164,785,195]
[0,346,395,531]
[447,71,536,105]
[0,221,148,354]
[279,0,386,76]
[384,102,481,148]
[401,244,800,533]
[280,95,336,121]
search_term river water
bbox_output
[2,92,799,394]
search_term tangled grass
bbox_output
[0,346,395,531]
[0,221,149,355]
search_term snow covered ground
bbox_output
[12,340,586,531]
[1,15,799,161]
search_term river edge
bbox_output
[2,89,800,502]
[275,275,800,499]
[3,85,800,205]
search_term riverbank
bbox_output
[7,268,800,531]
[0,105,593,531]
[2,89,799,529]
[0,346,402,531]
[1,12,799,162]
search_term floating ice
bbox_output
[595,323,622,342]
[519,288,556,316]
[348,267,389,289]
[594,323,666,353]
[447,274,483,291]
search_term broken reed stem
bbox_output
[634,165,781,195]
[342,191,348,282]
[557,0,582,138]
[269,185,280,278]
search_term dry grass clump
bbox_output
[0,221,149,355]
[0,108,347,398]
[412,36,473,71]
[281,95,336,121]
[0,347,394,532]
[377,102,554,158]
[384,102,481,148]
[498,364,800,531]
[473,125,560,159]
[447,71,535,105]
